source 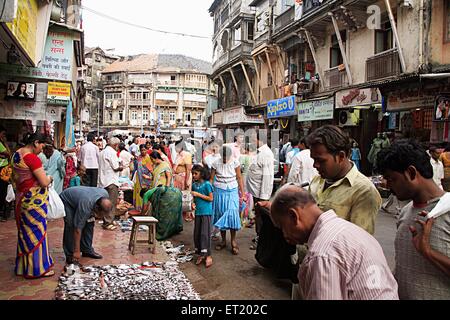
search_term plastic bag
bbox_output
[181,190,192,212]
[426,192,450,219]
[47,186,66,220]
[6,184,15,202]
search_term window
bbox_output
[267,72,273,86]
[113,93,122,99]
[375,21,393,54]
[330,31,346,68]
[169,112,176,121]
[198,113,202,122]
[185,112,191,122]
[446,0,450,42]
[170,75,176,81]
[143,110,149,120]
[109,111,113,121]
[234,24,241,46]
[159,111,164,121]
[247,22,254,41]
[131,111,137,120]
[119,111,123,121]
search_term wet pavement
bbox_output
[0,208,397,300]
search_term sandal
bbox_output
[215,243,226,251]
[195,256,205,265]
[205,256,213,268]
[42,270,55,277]
[231,244,239,255]
[103,224,117,231]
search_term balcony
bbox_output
[184,81,208,89]
[102,78,123,85]
[366,48,401,82]
[229,42,253,61]
[184,101,207,108]
[213,51,230,71]
[274,6,294,33]
[324,67,348,89]
[104,99,125,108]
[303,0,328,16]
[128,99,152,106]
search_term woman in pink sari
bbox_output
[173,141,193,221]
[12,133,54,278]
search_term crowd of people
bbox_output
[0,124,448,300]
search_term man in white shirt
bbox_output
[429,146,444,190]
[98,137,123,230]
[287,145,318,187]
[80,133,100,187]
[247,130,275,247]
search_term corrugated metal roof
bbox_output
[102,54,212,74]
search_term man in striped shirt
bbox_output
[270,184,398,300]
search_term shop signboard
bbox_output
[5,0,38,65]
[0,82,47,120]
[0,27,74,81]
[213,110,223,125]
[47,82,71,105]
[298,97,334,122]
[386,88,438,111]
[336,88,382,109]
[267,96,296,119]
[223,107,264,125]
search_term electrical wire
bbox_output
[81,5,211,40]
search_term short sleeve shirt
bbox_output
[60,186,108,229]
[212,158,240,190]
[192,181,214,216]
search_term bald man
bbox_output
[269,185,398,300]
[60,186,112,264]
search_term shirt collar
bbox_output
[307,210,337,247]
[257,144,268,153]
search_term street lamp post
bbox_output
[140,87,144,135]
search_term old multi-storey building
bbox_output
[100,54,213,134]
[78,47,119,132]
[209,0,266,129]
[211,0,450,173]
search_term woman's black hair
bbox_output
[139,144,147,151]
[192,164,210,181]
[118,142,126,151]
[13,82,29,97]
[23,132,48,145]
[149,151,163,161]
[221,145,233,162]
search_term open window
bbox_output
[375,21,394,54]
[330,31,346,68]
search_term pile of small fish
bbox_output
[116,219,149,232]
[161,241,195,264]
[55,261,200,300]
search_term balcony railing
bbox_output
[184,81,208,89]
[157,80,178,86]
[366,48,401,82]
[324,67,348,89]
[274,6,294,33]
[212,51,230,71]
[128,99,152,105]
[229,42,253,61]
[303,0,328,16]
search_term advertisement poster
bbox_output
[298,97,334,122]
[434,95,450,122]
[6,81,36,100]
[5,0,38,64]
[47,82,71,105]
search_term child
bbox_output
[351,141,362,171]
[191,164,214,268]
[69,165,86,187]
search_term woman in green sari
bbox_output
[149,151,172,188]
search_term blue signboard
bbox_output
[267,96,296,119]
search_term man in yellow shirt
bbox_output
[306,125,381,234]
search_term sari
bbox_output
[63,155,76,190]
[12,152,53,278]
[150,161,172,189]
[133,154,153,211]
[173,151,192,191]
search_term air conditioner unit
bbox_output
[51,0,65,22]
[338,110,360,127]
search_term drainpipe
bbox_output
[419,0,424,69]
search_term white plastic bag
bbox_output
[6,184,15,202]
[47,186,66,220]
[426,192,450,219]
[182,190,193,212]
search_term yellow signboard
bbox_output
[47,82,71,105]
[5,0,38,65]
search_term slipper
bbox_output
[215,243,226,251]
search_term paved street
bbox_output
[0,208,398,300]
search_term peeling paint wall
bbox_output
[429,0,450,66]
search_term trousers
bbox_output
[63,220,95,259]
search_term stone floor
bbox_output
[0,218,168,300]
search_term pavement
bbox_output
[0,208,398,300]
